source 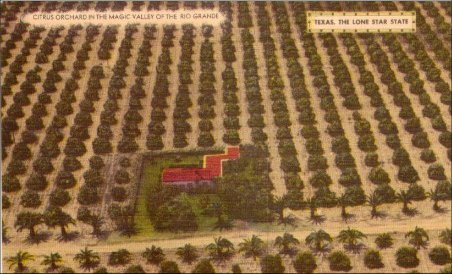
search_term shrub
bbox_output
[111,187,127,202]
[338,168,361,187]
[412,132,430,148]
[439,131,451,148]
[396,247,419,268]
[49,188,71,207]
[421,149,436,163]
[365,153,379,167]
[108,249,131,266]
[63,156,82,172]
[77,185,100,205]
[159,261,180,273]
[2,174,21,192]
[118,157,130,168]
[309,171,332,188]
[375,233,394,249]
[398,165,419,184]
[20,191,41,208]
[328,251,352,272]
[368,167,390,185]
[364,249,384,269]
[428,163,446,180]
[115,169,130,184]
[124,265,145,273]
[197,131,215,147]
[407,184,426,201]
[293,251,317,273]
[429,246,451,265]
[89,156,105,170]
[260,254,285,273]
[2,195,11,209]
[192,259,215,273]
[231,264,242,274]
[56,171,76,189]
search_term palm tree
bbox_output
[88,214,104,237]
[176,244,199,264]
[396,190,412,214]
[336,227,367,250]
[15,211,43,239]
[239,235,265,260]
[43,207,76,239]
[405,226,429,249]
[427,188,441,211]
[213,215,233,231]
[274,232,299,256]
[273,195,287,222]
[439,228,451,246]
[7,251,34,272]
[41,252,63,271]
[305,230,332,252]
[366,192,381,218]
[142,245,165,265]
[337,194,350,220]
[306,197,318,219]
[206,236,234,261]
[73,247,100,271]
[2,221,9,243]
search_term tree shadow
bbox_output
[344,243,366,254]
[309,215,326,225]
[341,213,355,223]
[120,225,139,238]
[58,231,80,242]
[280,247,299,257]
[403,208,419,217]
[434,206,448,214]
[311,245,331,255]
[278,214,298,228]
[371,211,387,219]
[212,253,235,266]
[2,235,11,244]
[26,231,51,245]
[95,229,111,241]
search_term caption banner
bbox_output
[21,9,225,26]
[307,11,416,33]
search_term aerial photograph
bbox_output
[1,1,451,273]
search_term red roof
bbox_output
[162,168,213,182]
[162,146,240,183]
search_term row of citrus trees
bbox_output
[172,23,195,148]
[220,2,242,146]
[6,228,451,273]
[146,25,175,150]
[196,24,218,148]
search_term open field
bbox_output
[1,1,451,273]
